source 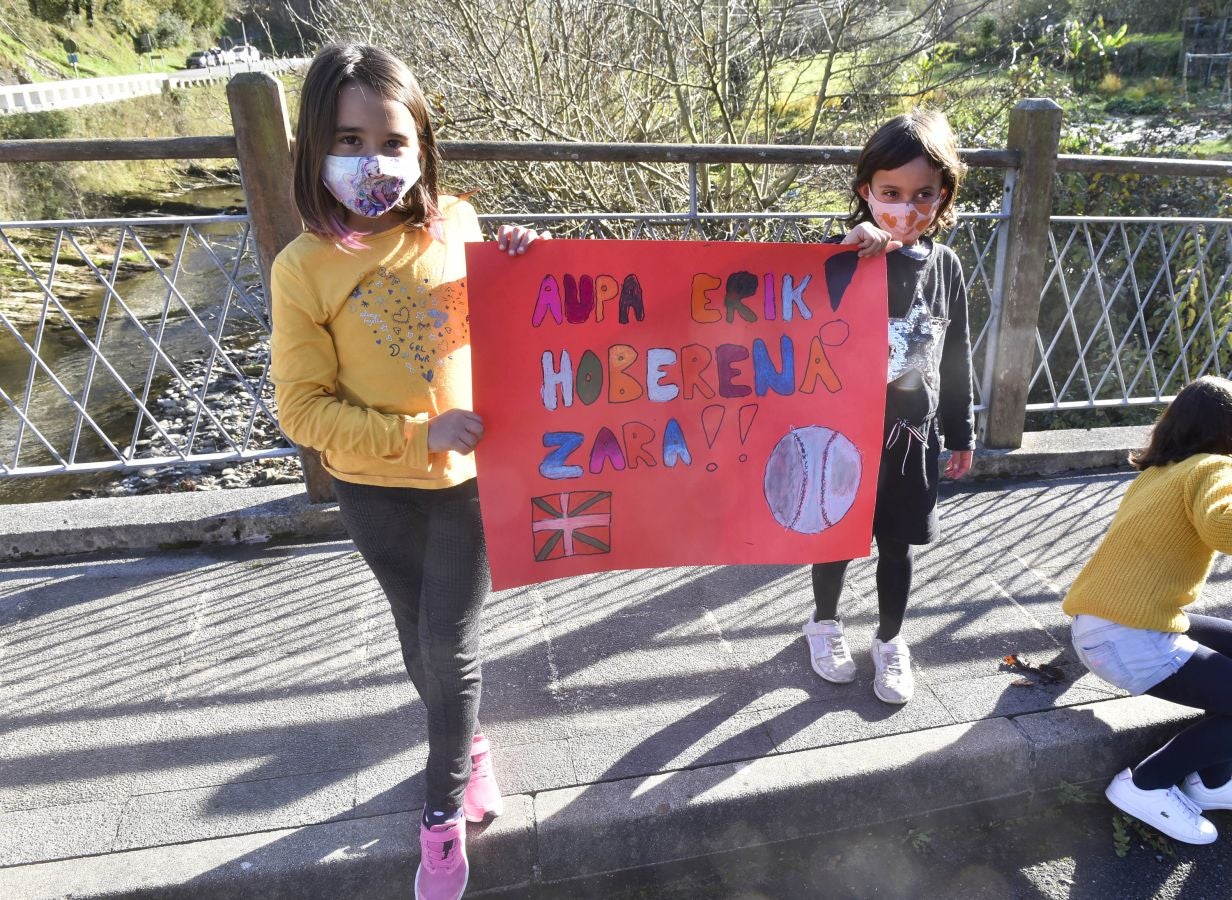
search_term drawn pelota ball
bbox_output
[764,425,862,534]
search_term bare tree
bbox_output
[302,0,1001,219]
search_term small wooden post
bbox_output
[979,99,1063,449]
[228,72,335,503]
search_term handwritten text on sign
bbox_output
[466,240,888,590]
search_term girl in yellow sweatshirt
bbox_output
[1064,376,1232,846]
[270,44,547,900]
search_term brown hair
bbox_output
[292,43,442,242]
[1130,376,1232,470]
[845,109,966,237]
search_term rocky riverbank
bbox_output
[78,453,306,499]
[0,174,302,504]
[68,339,304,501]
[0,239,175,330]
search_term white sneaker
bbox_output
[1106,768,1218,844]
[870,636,914,704]
[1181,771,1232,811]
[801,616,856,684]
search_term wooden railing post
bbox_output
[227,72,335,504]
[980,98,1063,450]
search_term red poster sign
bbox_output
[467,240,888,590]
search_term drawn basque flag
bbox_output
[531,491,612,561]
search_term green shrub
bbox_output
[171,0,228,29]
[189,25,214,50]
[961,15,1000,60]
[27,0,73,25]
[932,41,958,63]
[154,11,190,49]
[0,110,72,140]
[1103,95,1169,114]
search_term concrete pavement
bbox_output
[4,427,1231,898]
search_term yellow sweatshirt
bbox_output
[1063,453,1232,632]
[270,196,481,488]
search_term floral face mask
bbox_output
[321,153,421,218]
[863,189,944,244]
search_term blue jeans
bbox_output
[1071,614,1198,695]
[334,477,490,813]
[1073,613,1232,790]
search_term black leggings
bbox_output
[333,477,490,814]
[1133,614,1232,791]
[811,535,913,643]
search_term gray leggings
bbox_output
[333,476,490,813]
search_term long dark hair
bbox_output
[292,43,442,243]
[845,109,966,237]
[1130,376,1232,470]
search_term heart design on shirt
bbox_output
[349,274,470,385]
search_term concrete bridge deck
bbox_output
[1,428,1226,898]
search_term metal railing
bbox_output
[0,215,291,476]
[3,83,1232,497]
[1030,216,1232,411]
[0,206,1004,479]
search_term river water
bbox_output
[0,184,273,505]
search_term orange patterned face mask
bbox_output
[863,192,943,244]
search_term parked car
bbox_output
[232,44,261,62]
[213,47,237,65]
[185,50,214,69]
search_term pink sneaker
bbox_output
[415,816,468,900]
[462,733,505,823]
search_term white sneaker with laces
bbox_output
[1106,768,1218,845]
[1181,771,1232,811]
[801,616,856,684]
[870,636,914,704]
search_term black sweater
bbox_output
[883,238,975,452]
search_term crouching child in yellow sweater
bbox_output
[1064,376,1232,845]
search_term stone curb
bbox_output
[0,427,1147,563]
[0,801,534,900]
[0,696,1198,899]
[971,425,1147,479]
[0,484,345,562]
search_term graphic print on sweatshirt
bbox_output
[347,265,469,384]
[887,299,948,391]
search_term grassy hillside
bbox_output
[0,80,240,220]
[0,2,220,84]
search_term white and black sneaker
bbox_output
[1106,768,1218,845]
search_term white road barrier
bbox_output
[0,58,310,115]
